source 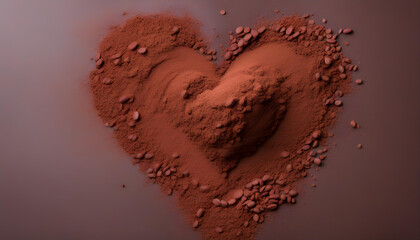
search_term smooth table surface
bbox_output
[1,0,419,239]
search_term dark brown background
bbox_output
[1,0,419,239]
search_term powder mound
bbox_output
[168,65,287,161]
[89,13,356,240]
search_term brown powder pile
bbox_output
[90,13,356,239]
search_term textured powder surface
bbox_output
[90,14,354,239]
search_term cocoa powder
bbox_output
[90,14,354,239]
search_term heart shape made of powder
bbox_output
[90,14,352,240]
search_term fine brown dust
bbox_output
[89,13,356,240]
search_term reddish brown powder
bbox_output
[90,14,354,239]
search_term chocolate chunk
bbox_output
[321,75,330,81]
[286,164,293,172]
[225,97,238,108]
[199,185,210,192]
[96,59,104,69]
[289,189,298,197]
[133,111,140,121]
[262,175,272,182]
[257,26,266,33]
[128,68,138,77]
[315,73,321,80]
[280,151,290,158]
[134,152,144,159]
[110,53,122,60]
[102,78,112,85]
[196,208,205,218]
[233,189,244,199]
[94,52,101,61]
[127,41,138,50]
[285,26,294,35]
[181,90,189,99]
[267,204,278,211]
[137,47,147,54]
[343,28,353,34]
[228,199,236,205]
[324,57,332,65]
[224,51,232,60]
[246,201,256,208]
[301,145,311,151]
[119,95,130,103]
[144,152,154,159]
[334,100,342,106]
[244,33,252,41]
[236,26,244,34]
[191,179,199,187]
[289,32,300,39]
[312,130,321,139]
[171,26,180,35]
[213,198,221,206]
[128,134,137,141]
[251,29,259,38]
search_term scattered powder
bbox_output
[89,13,356,240]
